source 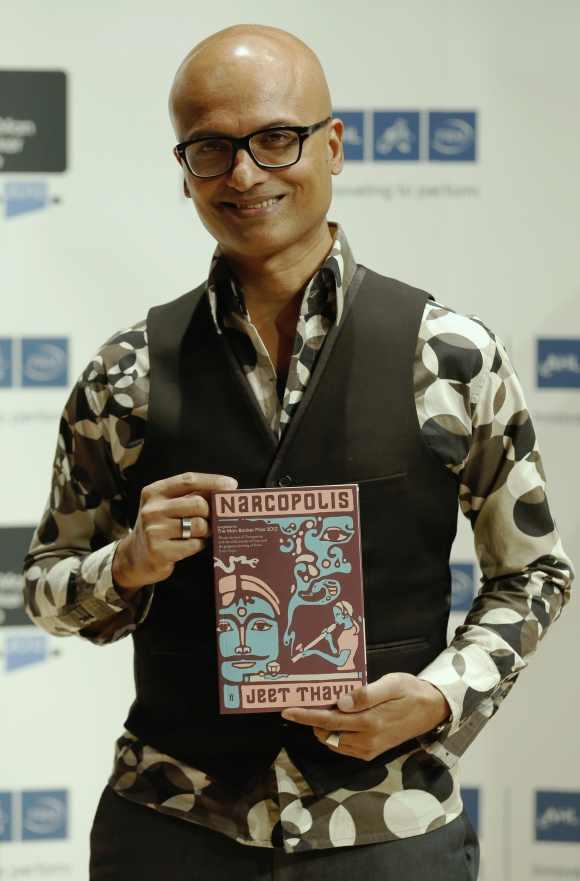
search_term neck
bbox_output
[222,222,334,322]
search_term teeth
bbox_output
[235,197,279,209]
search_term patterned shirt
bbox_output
[23,225,572,853]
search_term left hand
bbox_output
[281,673,451,761]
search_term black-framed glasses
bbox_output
[174,117,331,179]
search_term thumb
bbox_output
[337,673,403,712]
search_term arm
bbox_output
[23,332,153,645]
[418,331,573,763]
[23,326,238,646]
[283,318,573,760]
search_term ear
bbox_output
[327,118,344,176]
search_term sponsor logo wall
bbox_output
[0,338,69,388]
[0,70,66,219]
[337,109,477,162]
[2,7,579,881]
[0,791,69,843]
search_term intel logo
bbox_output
[0,790,68,843]
[23,343,66,382]
[537,339,580,389]
[432,119,474,155]
[536,791,580,842]
[23,796,66,836]
[21,337,69,387]
[429,112,477,161]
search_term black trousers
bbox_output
[90,785,479,881]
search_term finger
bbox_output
[163,537,208,561]
[168,516,211,541]
[164,495,210,520]
[143,472,238,501]
[337,674,405,713]
[281,707,366,732]
[313,728,360,758]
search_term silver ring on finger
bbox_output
[325,731,341,750]
[180,516,193,540]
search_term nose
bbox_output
[234,625,251,654]
[226,148,270,192]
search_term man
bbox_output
[24,24,572,881]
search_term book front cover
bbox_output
[211,484,366,713]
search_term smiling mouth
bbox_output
[222,195,285,211]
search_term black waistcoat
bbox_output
[123,267,459,796]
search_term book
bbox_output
[211,484,366,713]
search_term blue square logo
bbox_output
[537,339,580,388]
[335,111,365,161]
[429,112,477,161]
[5,181,49,219]
[536,791,580,842]
[21,337,68,387]
[461,787,480,836]
[451,563,476,612]
[5,634,48,672]
[0,792,13,842]
[373,112,420,161]
[22,790,68,841]
[0,338,13,387]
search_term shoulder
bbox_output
[417,299,502,395]
[81,319,149,389]
[69,318,150,427]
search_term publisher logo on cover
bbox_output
[536,791,580,842]
[537,339,580,389]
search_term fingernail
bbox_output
[281,710,294,721]
[338,695,353,711]
[220,476,238,489]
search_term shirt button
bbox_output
[277,475,293,487]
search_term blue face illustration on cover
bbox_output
[217,596,279,683]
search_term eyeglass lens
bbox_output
[185,129,301,177]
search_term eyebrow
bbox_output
[183,119,300,141]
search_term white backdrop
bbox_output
[1,2,579,879]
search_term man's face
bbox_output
[217,595,279,683]
[172,53,343,260]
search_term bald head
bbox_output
[168,25,344,267]
[169,25,332,139]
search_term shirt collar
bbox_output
[206,223,357,332]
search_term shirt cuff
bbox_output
[68,541,153,629]
[417,643,501,735]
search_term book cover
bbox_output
[211,484,366,713]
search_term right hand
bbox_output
[112,472,238,591]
